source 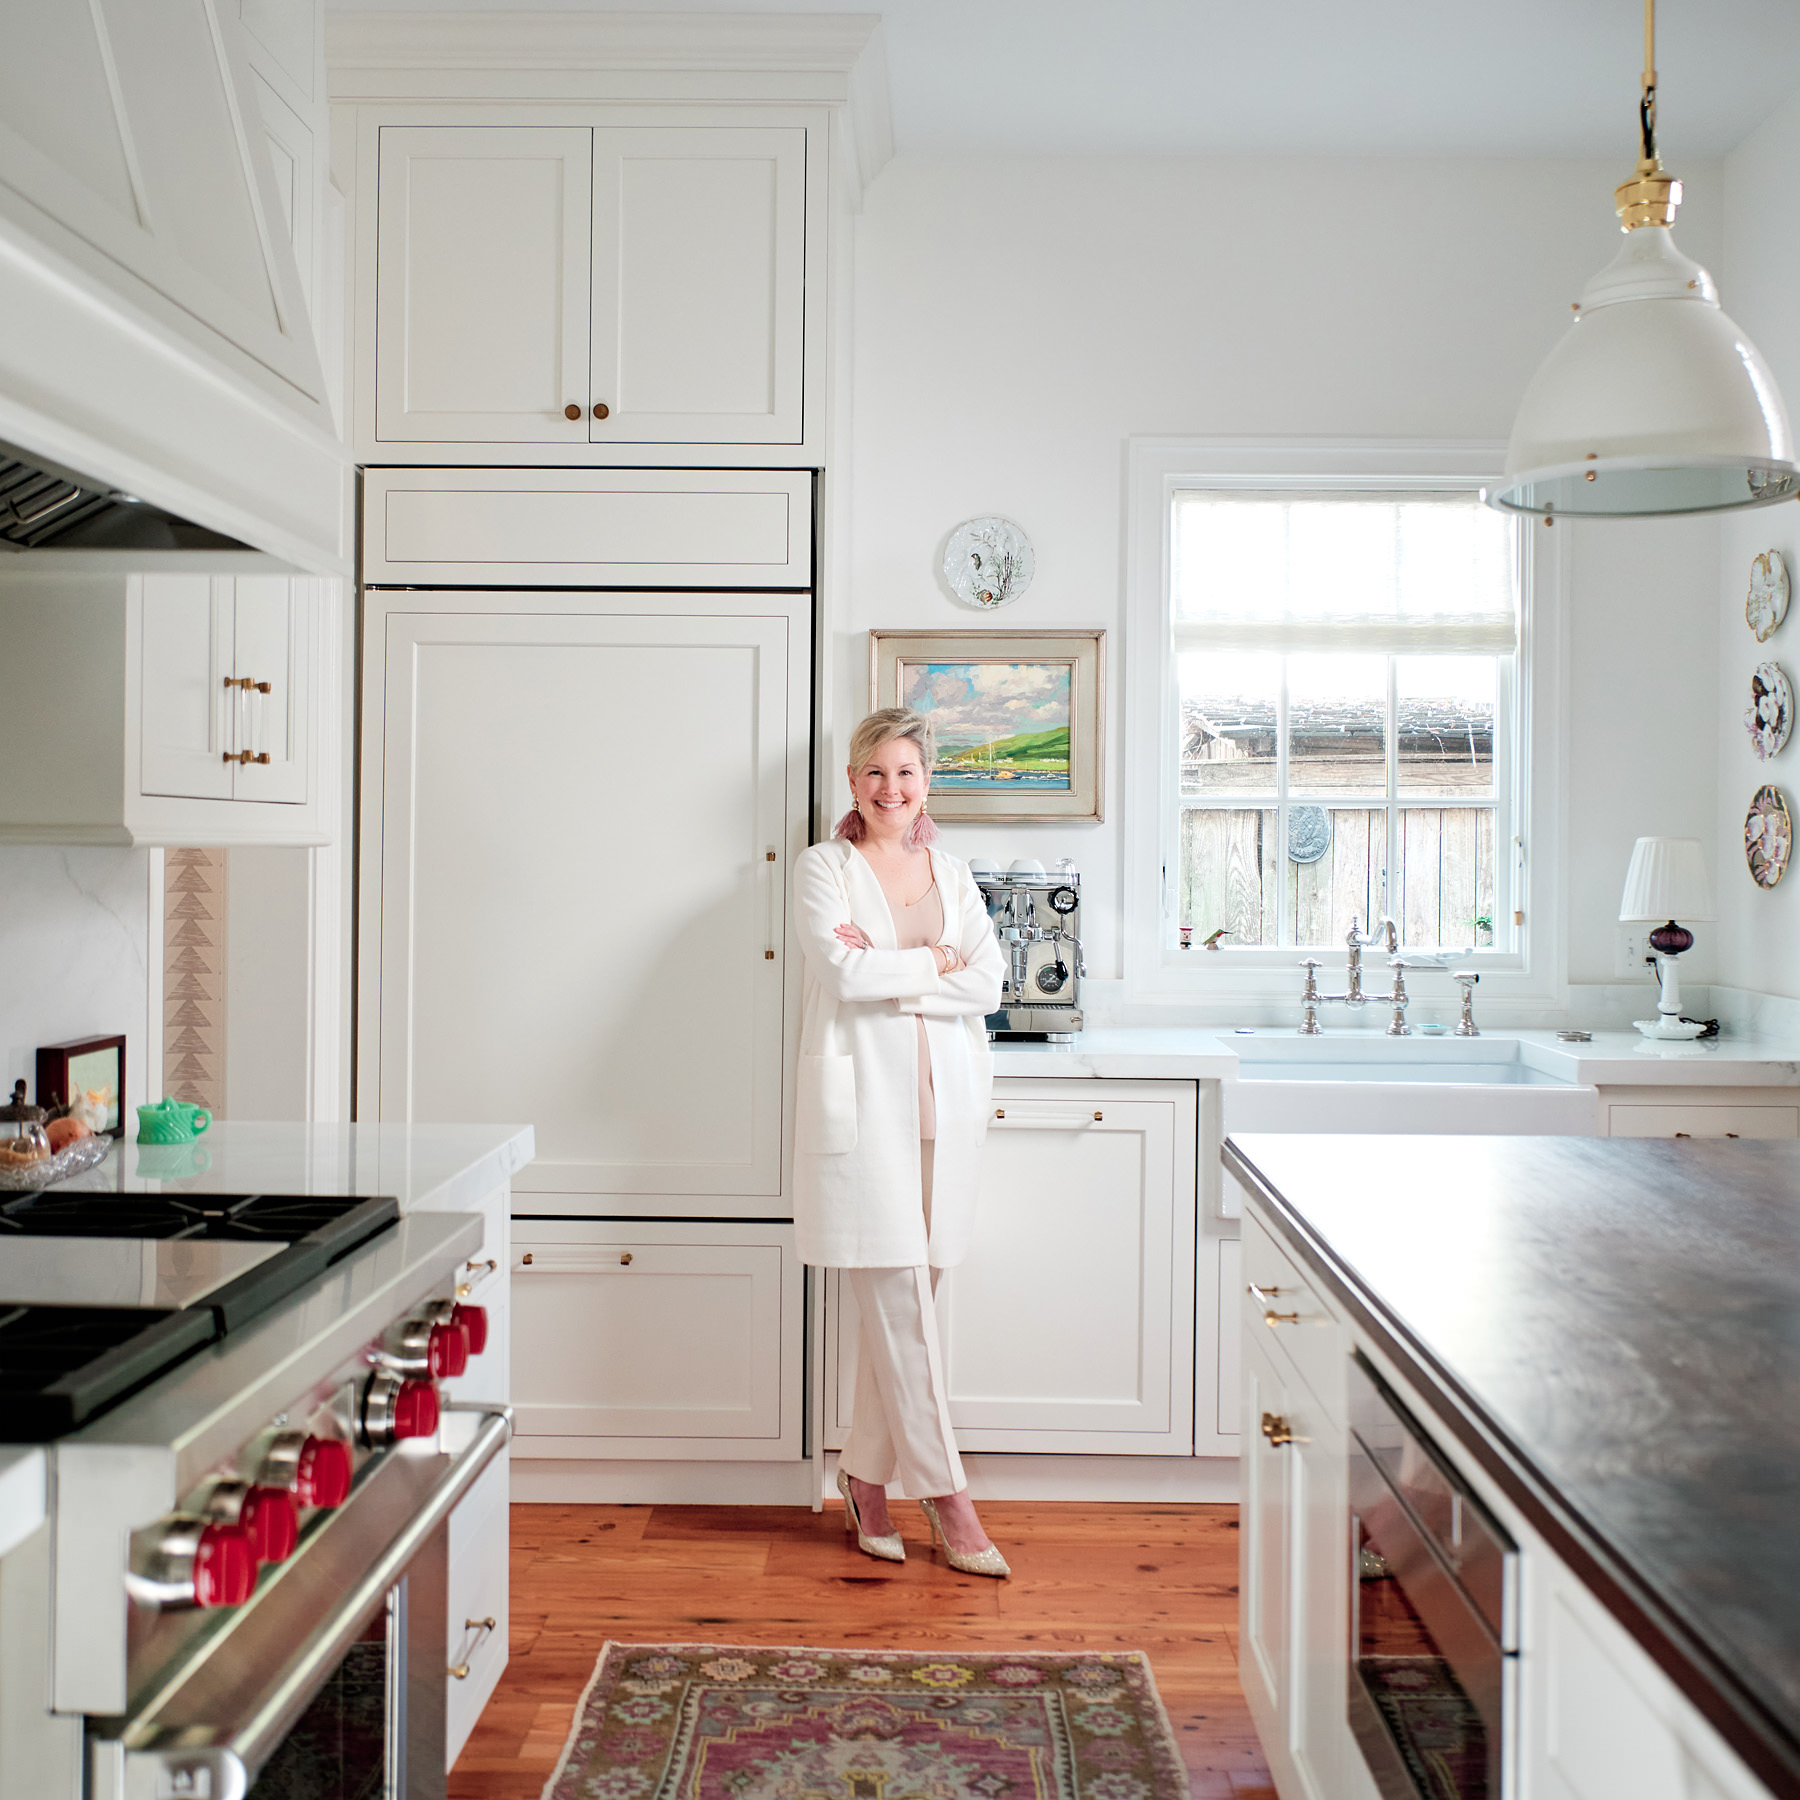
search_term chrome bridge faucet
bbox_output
[1297,916,1480,1037]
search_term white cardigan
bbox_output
[791,839,1005,1269]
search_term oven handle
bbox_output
[91,1406,511,1800]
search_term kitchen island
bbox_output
[1226,1131,1800,1800]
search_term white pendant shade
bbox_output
[1619,835,1714,922]
[1490,227,1799,518]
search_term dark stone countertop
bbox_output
[1224,1132,1800,1799]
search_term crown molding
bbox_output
[326,11,879,77]
[326,12,893,197]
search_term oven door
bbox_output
[1347,1362,1515,1800]
[88,1407,509,1800]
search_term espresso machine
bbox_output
[971,858,1085,1041]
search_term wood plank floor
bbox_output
[448,1500,1276,1800]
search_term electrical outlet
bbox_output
[1616,926,1652,979]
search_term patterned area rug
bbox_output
[542,1643,1189,1800]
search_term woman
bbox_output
[792,707,1008,1575]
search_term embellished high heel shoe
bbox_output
[837,1467,904,1563]
[919,1496,1010,1578]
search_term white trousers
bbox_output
[838,1142,965,1498]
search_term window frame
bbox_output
[1123,440,1568,1019]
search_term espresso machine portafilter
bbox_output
[971,858,1084,1041]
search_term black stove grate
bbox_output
[0,1194,402,1438]
[0,1303,218,1439]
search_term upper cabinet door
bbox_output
[375,126,593,443]
[230,576,309,804]
[589,128,806,445]
[139,576,235,801]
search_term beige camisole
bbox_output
[867,856,945,1141]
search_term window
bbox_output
[1124,442,1560,1009]
[1174,491,1515,952]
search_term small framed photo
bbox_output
[869,629,1106,823]
[37,1034,126,1137]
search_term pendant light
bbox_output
[1487,0,1798,519]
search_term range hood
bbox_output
[0,442,249,555]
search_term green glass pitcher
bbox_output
[136,1098,212,1145]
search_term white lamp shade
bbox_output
[1619,836,1715,923]
[1489,229,1800,518]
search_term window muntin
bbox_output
[1172,491,1517,956]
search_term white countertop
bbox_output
[52,1121,537,1210]
[995,1025,1800,1087]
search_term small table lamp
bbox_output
[1618,837,1715,1041]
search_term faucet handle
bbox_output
[1299,957,1323,970]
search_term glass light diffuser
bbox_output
[1488,3,1798,519]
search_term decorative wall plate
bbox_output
[1287,804,1331,864]
[942,517,1035,610]
[1746,784,1792,889]
[1747,550,1790,642]
[1746,661,1794,760]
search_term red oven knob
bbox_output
[451,1302,489,1356]
[361,1370,441,1446]
[193,1523,258,1608]
[392,1377,440,1440]
[428,1320,469,1379]
[295,1435,353,1509]
[239,1486,300,1563]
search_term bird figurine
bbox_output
[1201,928,1231,951]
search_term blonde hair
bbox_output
[846,707,935,777]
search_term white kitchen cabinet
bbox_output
[444,1445,509,1766]
[0,570,324,846]
[1239,1312,1352,1800]
[362,468,812,590]
[1599,1088,1800,1139]
[375,126,593,445]
[356,588,807,1216]
[825,1079,1198,1454]
[509,1221,802,1458]
[370,119,811,455]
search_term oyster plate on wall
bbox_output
[1746,784,1793,890]
[1745,661,1794,761]
[942,517,1035,610]
[1747,550,1790,642]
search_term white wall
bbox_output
[1717,88,1800,999]
[0,847,154,1118]
[844,153,1723,1002]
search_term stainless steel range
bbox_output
[0,1186,507,1800]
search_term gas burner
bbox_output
[0,1190,392,1244]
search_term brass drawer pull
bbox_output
[1260,1412,1294,1446]
[620,1252,633,1265]
[223,676,271,693]
[223,749,271,765]
[521,1252,533,1265]
[466,1258,499,1277]
[1263,1308,1300,1327]
[593,401,610,420]
[449,1616,498,1678]
[564,403,582,420]
[995,1108,1004,1118]
[1246,1281,1287,1305]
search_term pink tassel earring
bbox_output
[834,796,867,843]
[908,802,938,848]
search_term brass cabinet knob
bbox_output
[521,1252,533,1265]
[1260,1412,1295,1446]
[1093,1110,1103,1121]
[564,403,582,420]
[620,1251,633,1266]
[593,402,610,420]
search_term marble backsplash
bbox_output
[0,846,153,1116]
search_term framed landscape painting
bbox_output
[869,629,1105,822]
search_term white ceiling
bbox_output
[328,1,1800,159]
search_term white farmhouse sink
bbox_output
[1223,1033,1597,1136]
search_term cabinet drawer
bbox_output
[364,469,812,588]
[1605,1104,1798,1139]
[445,1448,509,1767]
[1242,1215,1344,1420]
[511,1222,800,1457]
